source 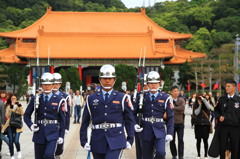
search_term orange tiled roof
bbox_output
[0,45,21,63]
[15,30,173,59]
[0,8,192,40]
[163,46,206,64]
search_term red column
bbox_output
[86,76,92,85]
[50,66,54,73]
[78,66,82,81]
[29,68,33,86]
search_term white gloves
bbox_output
[65,130,69,134]
[30,124,39,132]
[134,124,143,132]
[165,134,173,142]
[84,143,91,151]
[126,141,131,150]
[57,137,64,144]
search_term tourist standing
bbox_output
[170,86,185,159]
[2,93,24,159]
[193,95,212,159]
[72,90,84,124]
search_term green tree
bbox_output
[159,66,174,91]
[65,66,82,92]
[59,68,67,91]
[178,62,193,88]
[115,64,137,91]
[3,63,29,95]
[186,27,214,53]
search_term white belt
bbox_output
[92,122,122,129]
[37,119,58,126]
[143,117,164,123]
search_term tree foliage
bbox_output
[2,63,29,96]
[115,64,137,91]
[59,67,82,92]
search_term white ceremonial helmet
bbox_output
[147,71,160,83]
[41,72,54,85]
[53,73,62,84]
[147,71,160,92]
[99,64,116,78]
[99,64,116,90]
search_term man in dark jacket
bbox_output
[214,80,240,159]
[170,86,185,159]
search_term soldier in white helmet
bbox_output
[134,71,174,159]
[52,73,71,159]
[24,72,65,159]
[80,64,135,159]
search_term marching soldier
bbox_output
[134,71,174,159]
[132,74,148,159]
[80,64,135,159]
[52,73,71,159]
[24,72,65,159]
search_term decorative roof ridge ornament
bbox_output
[140,8,146,14]
[47,7,52,13]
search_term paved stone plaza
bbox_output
[1,102,218,159]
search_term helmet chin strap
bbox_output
[43,88,53,94]
[149,87,159,92]
[44,90,52,93]
[52,88,59,91]
[100,80,116,90]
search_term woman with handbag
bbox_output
[2,93,24,159]
[193,94,212,159]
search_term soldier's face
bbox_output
[148,82,160,93]
[99,78,115,91]
[53,83,61,92]
[42,84,54,94]
[225,83,236,95]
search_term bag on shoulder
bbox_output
[201,110,212,134]
[10,112,23,128]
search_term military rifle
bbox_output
[138,46,146,127]
[133,48,142,103]
[34,55,40,127]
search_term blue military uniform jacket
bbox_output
[24,93,65,144]
[134,91,174,141]
[80,89,135,153]
[55,91,71,131]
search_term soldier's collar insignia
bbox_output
[52,103,58,105]
[93,99,99,105]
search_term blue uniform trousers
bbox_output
[135,132,143,159]
[92,147,122,159]
[142,137,166,159]
[34,140,57,159]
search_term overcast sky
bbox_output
[121,0,176,8]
